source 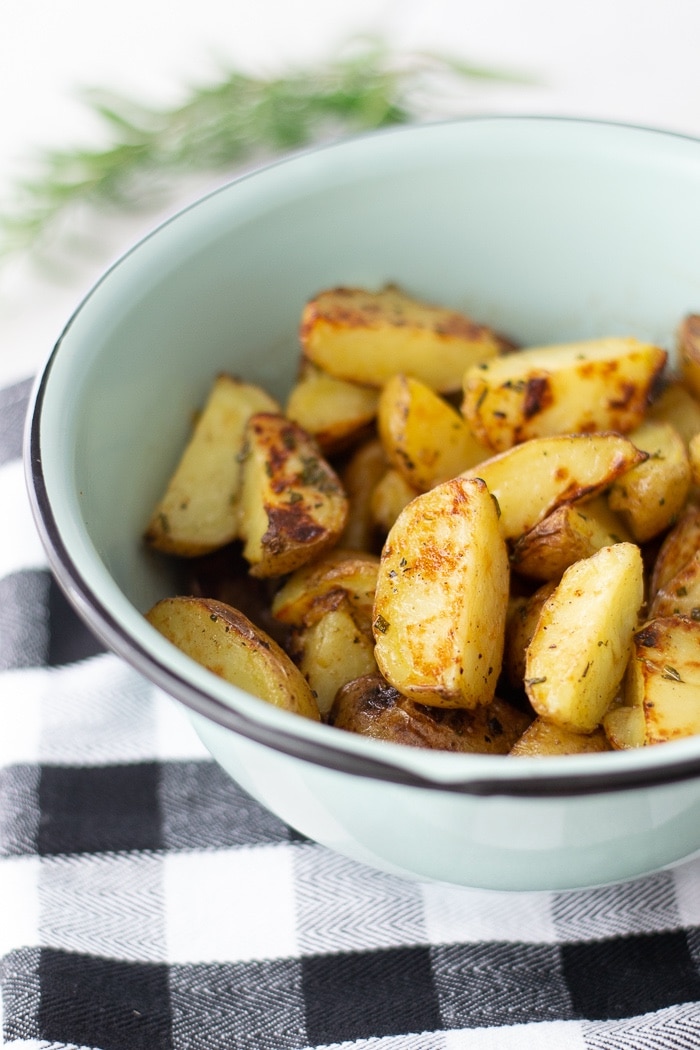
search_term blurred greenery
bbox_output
[0,35,533,263]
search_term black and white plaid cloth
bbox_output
[3,375,700,1049]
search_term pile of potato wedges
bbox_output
[144,285,700,757]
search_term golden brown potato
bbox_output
[509,496,631,581]
[525,543,644,733]
[462,336,667,452]
[145,596,320,720]
[648,380,700,447]
[677,314,700,401]
[237,412,348,577]
[625,616,700,744]
[300,284,508,393]
[603,703,646,750]
[370,468,421,535]
[462,432,646,541]
[372,475,510,708]
[271,549,379,632]
[649,552,700,620]
[377,373,487,491]
[649,503,700,595]
[329,673,532,753]
[608,420,691,543]
[338,438,388,553]
[289,602,378,717]
[144,374,278,557]
[285,363,379,455]
[509,718,612,756]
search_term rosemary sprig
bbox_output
[0,36,531,262]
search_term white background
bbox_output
[3,0,700,387]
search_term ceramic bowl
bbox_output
[27,116,700,891]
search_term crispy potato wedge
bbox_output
[509,496,631,581]
[649,503,700,594]
[525,543,644,733]
[144,374,279,557]
[237,412,348,577]
[608,420,691,543]
[271,549,379,631]
[602,702,646,750]
[648,380,700,447]
[285,363,379,455]
[329,673,531,753]
[145,596,320,720]
[649,551,700,620]
[625,616,700,744]
[370,468,421,535]
[510,718,612,756]
[372,475,509,708]
[338,438,388,553]
[290,602,378,717]
[462,432,646,541]
[300,284,508,393]
[677,314,700,401]
[462,336,667,452]
[377,374,488,491]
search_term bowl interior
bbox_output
[29,115,700,790]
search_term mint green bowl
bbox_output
[27,116,700,891]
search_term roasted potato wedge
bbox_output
[300,284,508,393]
[370,469,420,535]
[285,363,379,455]
[237,412,348,577]
[608,420,691,543]
[462,432,646,541]
[525,543,644,733]
[677,314,700,401]
[649,503,700,595]
[603,702,646,750]
[625,616,700,744]
[372,475,509,708]
[377,373,487,491]
[144,374,279,557]
[509,496,631,581]
[649,551,700,620]
[338,438,388,553]
[329,673,531,753]
[290,602,378,717]
[648,380,700,447]
[271,549,379,631]
[510,718,612,756]
[462,336,667,452]
[145,596,320,720]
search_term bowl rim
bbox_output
[25,112,700,799]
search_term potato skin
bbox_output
[146,596,320,720]
[238,412,348,577]
[329,673,531,753]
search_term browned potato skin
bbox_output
[145,596,321,721]
[510,718,612,756]
[649,551,700,620]
[237,413,348,578]
[649,503,700,594]
[271,549,379,632]
[329,673,532,753]
[300,284,511,393]
[509,497,631,582]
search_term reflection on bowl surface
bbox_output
[27,116,700,890]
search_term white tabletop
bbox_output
[3,0,700,388]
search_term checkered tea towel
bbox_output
[3,374,700,1049]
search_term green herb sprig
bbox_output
[0,36,531,263]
